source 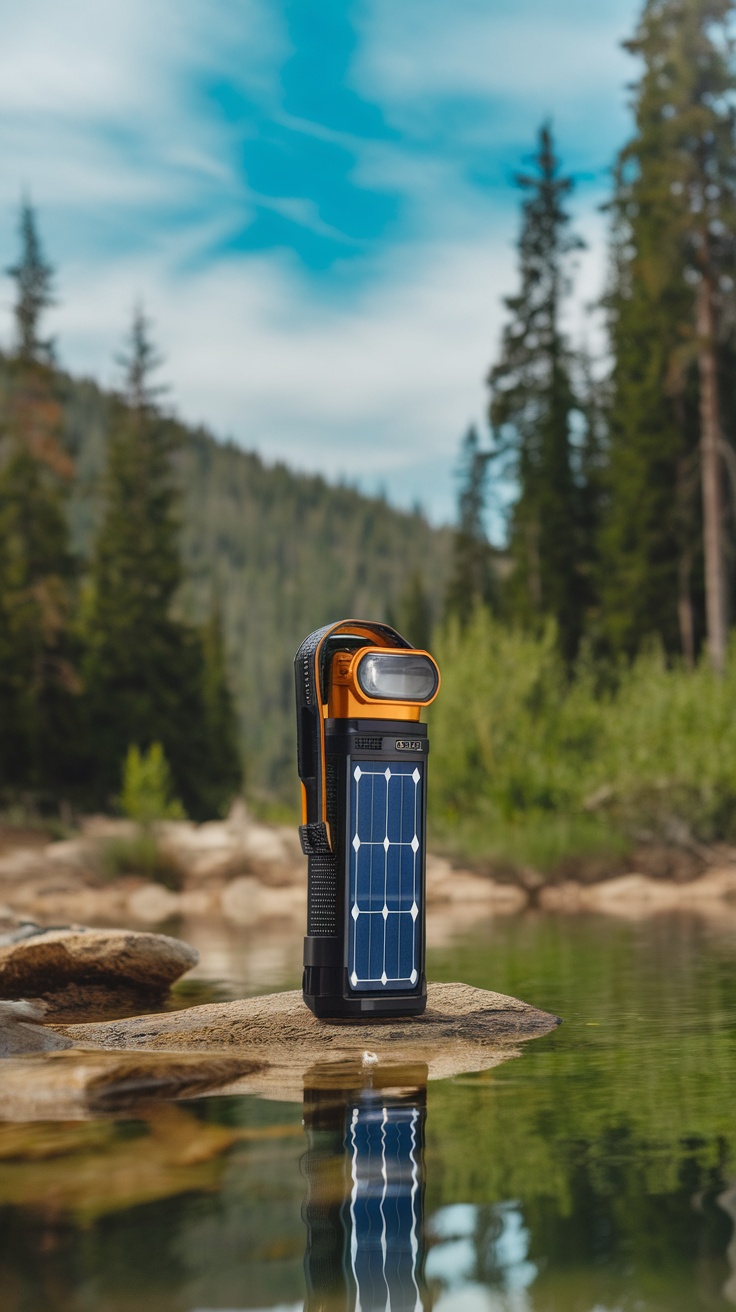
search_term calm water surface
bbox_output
[2,910,736,1311]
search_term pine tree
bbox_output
[83,308,240,817]
[444,426,496,628]
[5,201,56,364]
[388,569,434,651]
[487,124,588,662]
[601,0,736,668]
[0,207,80,798]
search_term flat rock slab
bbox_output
[0,1049,262,1121]
[0,925,198,1018]
[55,981,561,1102]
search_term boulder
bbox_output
[54,981,561,1102]
[0,923,198,1018]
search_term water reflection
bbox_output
[302,1060,430,1312]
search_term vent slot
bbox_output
[354,736,383,750]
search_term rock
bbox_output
[54,981,560,1102]
[0,1000,74,1056]
[220,876,306,925]
[0,1050,262,1121]
[425,856,528,912]
[538,866,736,918]
[0,925,198,1017]
[126,883,182,923]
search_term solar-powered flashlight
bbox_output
[295,620,440,1018]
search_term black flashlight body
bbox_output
[303,718,428,1018]
[295,622,437,1020]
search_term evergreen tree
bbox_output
[5,201,56,364]
[444,425,496,628]
[83,308,241,818]
[487,124,588,662]
[0,206,80,798]
[601,0,736,668]
[0,441,80,796]
[388,569,434,651]
[200,602,243,815]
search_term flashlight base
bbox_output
[303,965,427,1019]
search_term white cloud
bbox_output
[42,194,609,526]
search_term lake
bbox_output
[1,908,735,1311]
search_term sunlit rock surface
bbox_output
[53,981,561,1102]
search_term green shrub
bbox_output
[119,743,185,824]
[428,610,736,867]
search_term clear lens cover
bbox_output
[357,652,438,702]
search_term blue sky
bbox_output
[0,0,642,526]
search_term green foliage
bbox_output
[444,426,496,629]
[429,607,736,865]
[488,124,590,662]
[0,358,82,798]
[200,604,243,814]
[388,569,435,650]
[118,742,185,823]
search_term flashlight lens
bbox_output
[357,652,438,702]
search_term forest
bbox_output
[3,0,736,870]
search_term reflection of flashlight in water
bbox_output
[295,620,441,1019]
[301,1060,429,1312]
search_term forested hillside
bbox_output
[46,364,452,797]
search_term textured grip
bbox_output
[307,853,338,935]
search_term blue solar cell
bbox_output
[347,759,423,991]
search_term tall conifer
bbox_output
[601,0,736,667]
[488,125,587,661]
[84,308,241,817]
[0,206,80,798]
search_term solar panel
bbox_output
[347,760,423,991]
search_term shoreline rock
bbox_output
[0,923,198,1019]
[3,809,736,928]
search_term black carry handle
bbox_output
[294,619,411,855]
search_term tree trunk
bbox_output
[696,272,728,674]
[677,550,695,671]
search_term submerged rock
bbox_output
[54,981,561,1102]
[0,923,199,1019]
